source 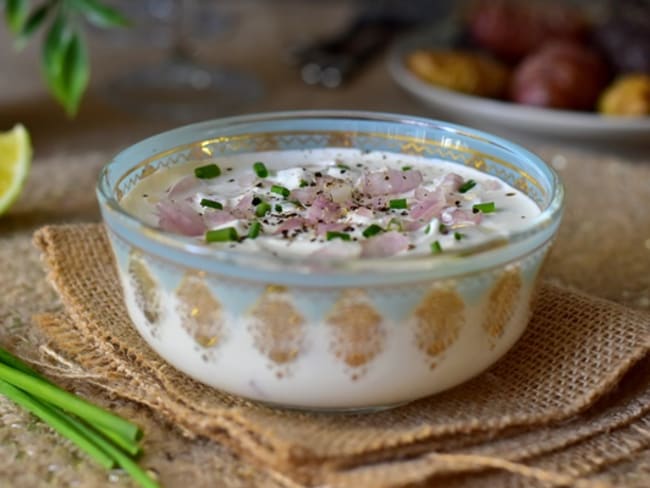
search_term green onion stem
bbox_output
[0,363,141,442]
[0,380,115,470]
[96,432,160,488]
[0,347,142,456]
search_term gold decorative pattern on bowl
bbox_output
[414,286,465,368]
[127,252,160,326]
[249,286,305,366]
[326,290,385,375]
[176,274,224,348]
[483,267,523,343]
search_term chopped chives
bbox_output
[326,231,351,241]
[459,179,477,193]
[274,204,283,213]
[194,164,221,179]
[255,202,271,217]
[336,163,350,170]
[270,185,290,198]
[205,227,239,243]
[454,232,465,241]
[248,221,262,239]
[389,198,408,209]
[299,179,309,188]
[362,224,384,238]
[387,218,403,231]
[431,241,443,254]
[253,161,268,178]
[424,224,431,234]
[439,223,448,234]
[401,165,412,171]
[200,198,223,210]
[473,201,496,213]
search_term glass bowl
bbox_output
[97,110,564,411]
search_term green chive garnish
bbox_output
[200,198,223,210]
[336,163,350,170]
[253,161,268,178]
[326,231,351,241]
[439,223,448,234]
[205,227,239,243]
[473,202,496,213]
[248,221,262,239]
[431,241,443,254]
[402,165,412,171]
[362,224,384,238]
[194,164,221,179]
[459,179,477,193]
[274,204,283,213]
[454,232,465,241]
[299,179,309,188]
[255,202,271,217]
[424,224,431,234]
[271,185,290,198]
[389,198,408,209]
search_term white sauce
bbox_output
[122,149,541,258]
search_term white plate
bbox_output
[387,32,650,151]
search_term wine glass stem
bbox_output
[171,0,196,61]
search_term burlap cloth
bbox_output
[1,149,650,487]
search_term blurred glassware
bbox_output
[101,0,262,122]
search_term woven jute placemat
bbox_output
[32,223,650,487]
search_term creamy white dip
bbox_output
[122,149,541,258]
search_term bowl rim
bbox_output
[97,110,564,276]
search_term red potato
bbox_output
[467,0,587,62]
[509,41,609,111]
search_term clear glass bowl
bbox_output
[97,111,564,411]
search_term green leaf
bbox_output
[73,0,129,28]
[42,13,70,106]
[60,32,90,116]
[15,3,52,49]
[5,0,28,33]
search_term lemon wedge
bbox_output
[0,124,32,215]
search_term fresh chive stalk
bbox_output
[326,231,351,241]
[362,224,384,238]
[473,202,496,213]
[336,163,350,170]
[458,179,476,193]
[205,227,239,243]
[0,363,141,441]
[401,165,412,171]
[0,380,116,469]
[0,348,141,456]
[199,199,223,210]
[431,241,443,254]
[389,198,408,209]
[253,161,268,178]
[270,185,290,198]
[194,164,221,179]
[0,349,156,487]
